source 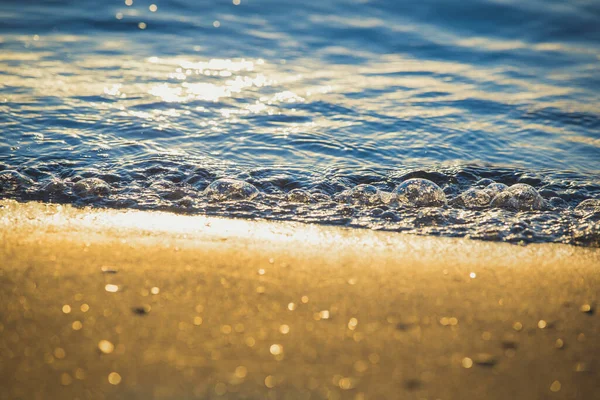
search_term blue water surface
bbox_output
[1,0,599,245]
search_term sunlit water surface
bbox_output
[1,0,599,246]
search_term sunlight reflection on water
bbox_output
[0,0,599,245]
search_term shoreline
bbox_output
[1,200,599,399]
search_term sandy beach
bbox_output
[0,200,598,399]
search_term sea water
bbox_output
[1,0,599,246]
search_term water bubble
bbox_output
[336,184,381,205]
[414,208,448,226]
[0,170,33,192]
[392,179,446,207]
[380,210,400,221]
[442,184,459,197]
[455,188,491,209]
[150,180,187,200]
[73,178,111,197]
[548,197,568,209]
[286,188,311,203]
[490,184,545,211]
[483,182,508,198]
[204,179,259,201]
[42,178,67,194]
[311,191,331,202]
[475,178,496,187]
[575,199,600,213]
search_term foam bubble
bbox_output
[575,199,600,213]
[311,191,332,202]
[149,180,188,200]
[548,197,568,209]
[455,188,492,209]
[453,182,507,209]
[483,182,508,198]
[73,178,111,197]
[490,183,545,211]
[42,179,67,194]
[393,179,447,207]
[0,170,33,192]
[336,184,381,205]
[414,208,448,226]
[286,189,312,203]
[204,179,259,201]
[1,160,599,247]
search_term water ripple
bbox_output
[1,0,599,245]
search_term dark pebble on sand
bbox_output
[396,322,416,331]
[501,340,518,350]
[404,379,422,390]
[132,305,152,315]
[474,353,498,367]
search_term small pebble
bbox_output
[404,379,422,390]
[60,373,73,386]
[461,357,473,369]
[512,322,523,331]
[580,304,594,314]
[108,372,122,385]
[269,344,283,356]
[132,305,152,315]
[98,340,114,354]
[264,375,276,388]
[501,340,518,350]
[105,284,119,293]
[473,353,498,367]
[574,362,588,372]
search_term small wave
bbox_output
[1,162,598,247]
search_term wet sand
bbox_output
[0,200,599,400]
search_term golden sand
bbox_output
[0,200,598,399]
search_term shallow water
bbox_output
[1,0,599,246]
